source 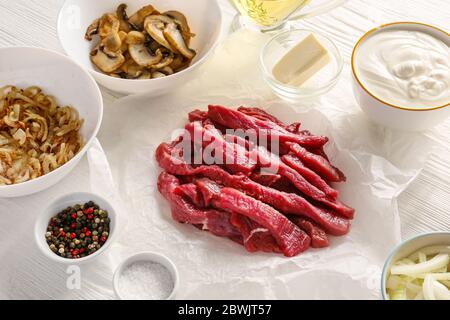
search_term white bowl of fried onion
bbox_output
[0,47,103,198]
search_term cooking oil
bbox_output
[232,0,311,27]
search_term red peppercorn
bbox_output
[71,213,77,220]
[85,230,92,237]
[72,249,79,256]
[79,248,85,254]
[70,222,76,229]
[84,207,94,214]
[60,231,66,238]
[87,214,94,220]
[70,233,76,239]
[82,227,88,233]
[100,236,107,243]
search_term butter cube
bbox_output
[272,33,330,86]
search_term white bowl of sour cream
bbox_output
[351,22,450,131]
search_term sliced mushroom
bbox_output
[101,31,122,52]
[116,3,132,32]
[163,23,196,60]
[164,11,195,45]
[148,40,162,52]
[85,18,100,41]
[98,13,120,38]
[85,4,195,80]
[159,66,174,76]
[129,5,157,29]
[144,15,176,51]
[126,31,146,45]
[151,50,174,69]
[107,73,122,78]
[170,56,191,72]
[90,45,125,73]
[169,55,186,71]
[151,71,166,79]
[118,31,128,52]
[137,71,152,80]
[128,43,163,67]
[120,59,145,78]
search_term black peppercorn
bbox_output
[45,201,111,260]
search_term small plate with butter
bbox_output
[260,29,343,103]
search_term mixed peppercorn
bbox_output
[46,201,111,259]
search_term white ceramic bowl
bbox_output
[113,252,179,300]
[0,47,103,198]
[57,0,222,95]
[351,22,450,131]
[35,192,117,264]
[381,232,450,300]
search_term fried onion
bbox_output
[0,85,84,186]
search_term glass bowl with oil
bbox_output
[260,29,343,103]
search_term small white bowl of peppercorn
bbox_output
[35,192,117,264]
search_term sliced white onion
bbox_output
[406,281,422,294]
[423,275,436,300]
[441,280,450,288]
[433,280,450,300]
[391,254,449,276]
[390,289,407,300]
[408,246,450,261]
[414,272,450,280]
[395,258,415,266]
[418,252,427,263]
[414,291,424,300]
[387,246,450,300]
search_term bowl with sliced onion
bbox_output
[382,232,450,300]
[0,47,103,198]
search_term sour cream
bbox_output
[355,30,450,109]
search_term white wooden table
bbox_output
[0,0,449,299]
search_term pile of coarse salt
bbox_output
[118,261,174,300]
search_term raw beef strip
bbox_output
[188,109,208,122]
[176,182,282,254]
[237,106,288,128]
[250,171,282,188]
[230,213,282,254]
[224,134,254,151]
[158,172,242,240]
[185,121,257,175]
[184,119,350,218]
[286,122,302,134]
[207,169,351,235]
[288,143,346,182]
[176,183,204,207]
[208,105,328,148]
[295,130,330,160]
[195,178,311,257]
[250,171,297,193]
[290,217,329,248]
[156,143,351,235]
[250,145,354,219]
[282,154,339,199]
[156,143,195,176]
[237,107,302,136]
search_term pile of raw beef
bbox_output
[156,105,354,257]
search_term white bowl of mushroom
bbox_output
[57,0,222,95]
[0,47,103,198]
